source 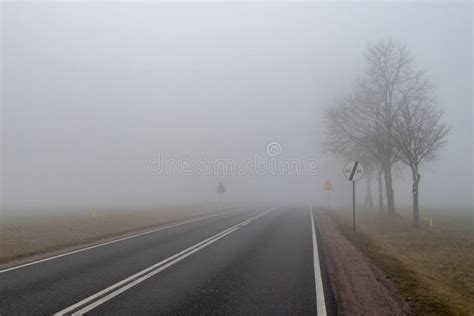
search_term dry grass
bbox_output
[0,204,222,266]
[330,207,474,315]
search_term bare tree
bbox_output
[363,162,375,210]
[376,163,385,213]
[325,39,448,221]
[362,40,450,225]
[390,89,449,226]
[354,39,426,216]
[324,99,379,212]
[324,91,396,215]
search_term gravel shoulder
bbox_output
[315,209,410,315]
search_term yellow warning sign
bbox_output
[324,180,333,191]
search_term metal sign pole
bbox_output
[343,160,364,233]
[352,180,355,232]
[327,191,330,209]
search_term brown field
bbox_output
[0,204,225,267]
[329,206,474,315]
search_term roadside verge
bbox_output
[0,207,239,271]
[314,210,410,315]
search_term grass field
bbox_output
[330,206,474,315]
[0,204,224,266]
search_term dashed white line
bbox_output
[311,205,327,316]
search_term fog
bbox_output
[1,2,472,213]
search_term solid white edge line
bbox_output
[0,208,243,274]
[55,207,277,315]
[311,205,327,316]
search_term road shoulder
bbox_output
[314,210,410,315]
[0,208,239,271]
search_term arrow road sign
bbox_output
[343,161,364,233]
[343,161,364,181]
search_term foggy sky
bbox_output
[1,1,472,212]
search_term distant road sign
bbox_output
[343,161,364,181]
[217,182,226,193]
[323,180,332,191]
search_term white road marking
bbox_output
[71,228,239,316]
[55,208,276,316]
[0,208,244,274]
[55,225,240,315]
[311,205,327,316]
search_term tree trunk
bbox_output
[382,161,396,216]
[411,166,421,226]
[377,167,384,213]
[365,170,374,210]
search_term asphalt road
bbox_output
[0,207,333,315]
